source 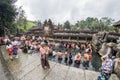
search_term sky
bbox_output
[15,0,120,24]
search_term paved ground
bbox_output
[0,46,118,80]
[0,59,8,80]
[0,46,10,80]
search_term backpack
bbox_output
[102,58,113,73]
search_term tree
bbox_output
[64,20,71,29]
[74,21,81,29]
[36,20,42,27]
[43,19,47,26]
[16,6,27,32]
[48,19,53,26]
[78,20,86,29]
[57,23,63,30]
[73,17,114,31]
[0,0,17,36]
[23,18,27,30]
[48,19,53,30]
[100,17,114,31]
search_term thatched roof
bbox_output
[113,20,120,27]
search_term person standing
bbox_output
[57,50,63,63]
[64,49,68,64]
[6,43,13,60]
[12,38,19,58]
[40,42,50,69]
[68,53,73,65]
[83,51,90,69]
[52,50,57,61]
[74,52,81,68]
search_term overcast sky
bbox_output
[16,0,120,24]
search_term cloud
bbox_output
[16,0,120,24]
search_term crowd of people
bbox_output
[4,36,20,60]
[1,35,120,80]
[2,35,93,69]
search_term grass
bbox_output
[19,21,36,32]
[26,21,36,30]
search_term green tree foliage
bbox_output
[64,20,71,29]
[0,0,17,36]
[16,6,27,32]
[57,23,63,30]
[43,19,48,26]
[74,17,114,31]
[36,20,42,27]
[100,17,114,31]
[48,19,54,30]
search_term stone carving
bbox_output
[43,19,53,36]
[92,32,120,77]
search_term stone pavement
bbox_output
[0,46,13,80]
[0,59,8,80]
[0,46,118,80]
